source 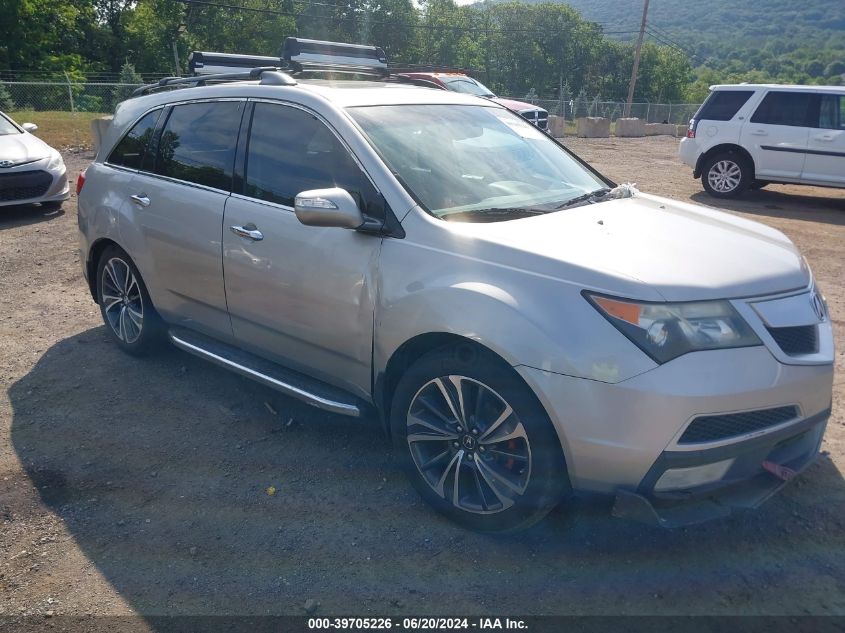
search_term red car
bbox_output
[397,72,549,130]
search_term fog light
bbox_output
[653,459,734,492]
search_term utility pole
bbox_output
[624,0,650,118]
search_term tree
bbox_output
[114,62,143,107]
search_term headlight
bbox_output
[46,150,64,171]
[586,293,761,364]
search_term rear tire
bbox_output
[701,152,752,198]
[96,245,164,356]
[390,345,570,533]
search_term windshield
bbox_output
[0,113,21,136]
[442,77,495,98]
[349,104,608,219]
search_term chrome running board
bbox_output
[168,327,361,417]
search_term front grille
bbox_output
[766,325,818,356]
[520,110,548,129]
[0,170,52,202]
[679,405,800,444]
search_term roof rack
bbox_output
[281,38,388,76]
[130,67,296,98]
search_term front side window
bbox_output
[751,91,814,127]
[244,103,371,207]
[154,101,243,190]
[350,104,607,220]
[696,90,753,121]
[107,109,162,169]
[818,94,845,130]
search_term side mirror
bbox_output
[294,188,364,229]
[22,123,38,133]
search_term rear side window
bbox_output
[154,101,243,190]
[697,91,753,121]
[751,91,814,127]
[243,103,371,207]
[108,109,161,169]
[818,94,845,130]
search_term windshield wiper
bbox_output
[441,207,547,222]
[554,187,613,210]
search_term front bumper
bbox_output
[0,158,70,208]
[612,407,829,527]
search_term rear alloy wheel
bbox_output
[391,347,569,533]
[96,246,162,355]
[702,153,751,198]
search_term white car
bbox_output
[679,84,845,198]
[0,111,70,209]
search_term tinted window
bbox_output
[751,91,813,127]
[244,103,369,207]
[155,101,242,190]
[818,94,845,130]
[697,90,753,121]
[108,109,162,169]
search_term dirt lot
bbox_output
[1,137,844,622]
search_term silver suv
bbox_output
[78,62,834,532]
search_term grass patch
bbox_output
[8,110,107,149]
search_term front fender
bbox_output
[375,240,658,385]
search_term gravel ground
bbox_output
[1,137,843,621]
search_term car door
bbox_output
[222,101,383,397]
[802,93,845,185]
[127,99,244,339]
[741,90,813,180]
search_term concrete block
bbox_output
[90,116,113,153]
[614,117,645,137]
[576,117,610,138]
[644,123,677,136]
[676,124,688,137]
[547,115,566,138]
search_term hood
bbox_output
[491,97,546,113]
[443,193,808,302]
[0,131,52,165]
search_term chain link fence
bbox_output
[507,98,701,125]
[0,80,702,147]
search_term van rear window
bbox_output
[697,90,754,121]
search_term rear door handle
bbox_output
[749,129,768,136]
[813,134,834,142]
[130,194,150,207]
[230,224,264,241]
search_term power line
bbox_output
[176,0,639,36]
[645,28,707,66]
[645,24,707,64]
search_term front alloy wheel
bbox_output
[391,347,569,532]
[407,375,531,514]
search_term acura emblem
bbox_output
[810,291,826,322]
[0,160,14,168]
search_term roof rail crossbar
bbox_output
[130,67,296,98]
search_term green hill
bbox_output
[553,0,845,92]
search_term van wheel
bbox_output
[702,152,751,198]
[96,245,163,356]
[390,345,570,533]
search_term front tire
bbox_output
[96,245,163,356]
[390,345,570,533]
[701,152,752,198]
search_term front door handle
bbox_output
[749,129,768,136]
[130,194,151,207]
[230,224,264,241]
[813,134,834,142]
